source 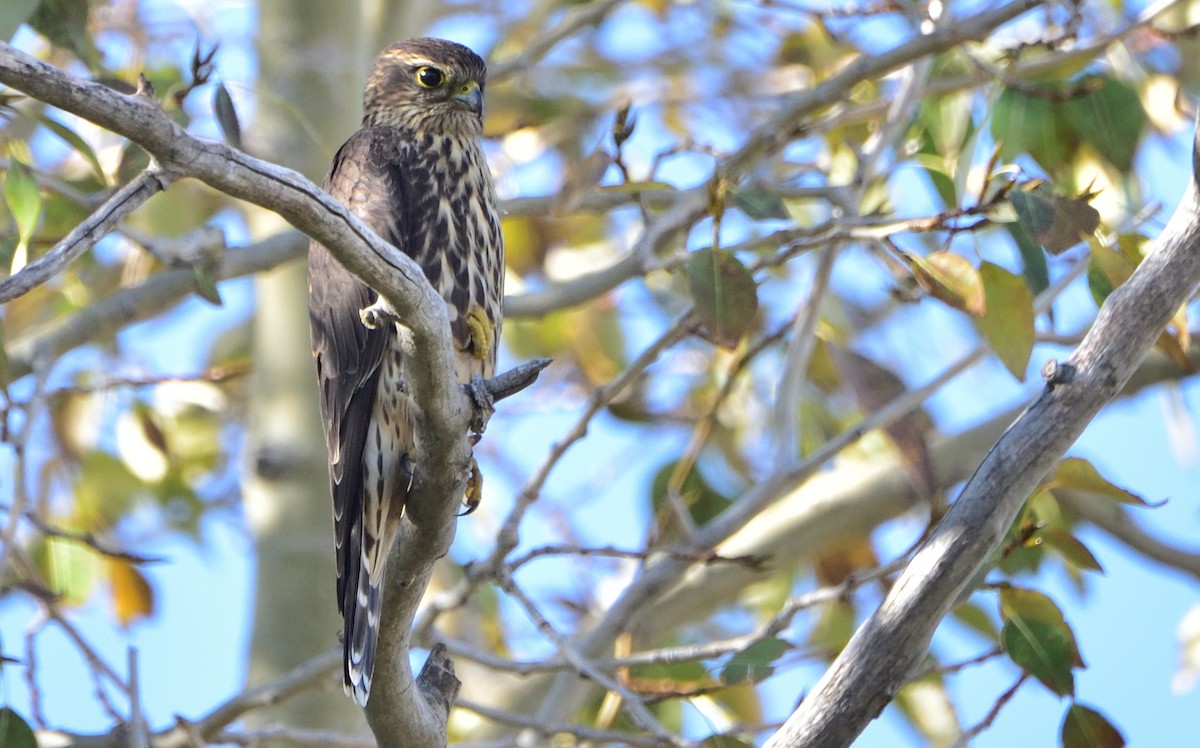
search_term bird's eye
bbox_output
[416,66,444,88]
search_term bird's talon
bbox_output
[465,305,494,362]
[461,458,483,515]
[400,453,418,492]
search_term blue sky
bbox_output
[3,1,1200,746]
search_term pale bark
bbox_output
[764,128,1200,747]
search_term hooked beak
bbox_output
[453,81,483,116]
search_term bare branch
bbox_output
[0,167,172,303]
[765,123,1200,747]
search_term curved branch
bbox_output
[765,122,1200,748]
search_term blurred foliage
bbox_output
[1,0,1198,745]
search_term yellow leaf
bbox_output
[906,251,984,316]
[108,559,155,627]
[1046,456,1150,505]
[977,262,1035,381]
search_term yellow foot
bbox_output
[462,458,483,515]
[465,305,494,362]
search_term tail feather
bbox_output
[344,552,382,705]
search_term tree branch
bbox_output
[0,167,173,303]
[764,122,1200,748]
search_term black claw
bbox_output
[400,453,417,492]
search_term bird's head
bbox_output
[362,38,488,135]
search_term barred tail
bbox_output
[342,519,384,705]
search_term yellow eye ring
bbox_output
[416,66,444,88]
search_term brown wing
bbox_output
[307,125,411,700]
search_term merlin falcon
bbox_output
[307,38,504,705]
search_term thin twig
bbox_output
[0,168,175,303]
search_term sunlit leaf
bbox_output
[1061,703,1126,748]
[0,707,37,748]
[894,672,961,747]
[810,599,856,655]
[977,262,1035,381]
[108,559,155,626]
[4,156,42,272]
[1046,457,1150,506]
[719,637,789,685]
[31,535,97,605]
[1040,530,1104,574]
[905,251,984,315]
[1002,618,1076,696]
[687,248,758,350]
[998,590,1084,691]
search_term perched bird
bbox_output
[307,38,504,705]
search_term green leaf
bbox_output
[998,585,1084,696]
[0,0,38,42]
[1041,530,1104,574]
[1062,76,1146,173]
[1046,457,1150,506]
[31,534,97,605]
[687,248,758,349]
[1061,703,1126,748]
[977,262,1035,381]
[905,251,984,315]
[4,156,42,271]
[1007,221,1050,297]
[719,637,789,685]
[992,87,1076,172]
[1086,237,1141,306]
[192,266,224,306]
[1002,618,1076,696]
[0,707,37,748]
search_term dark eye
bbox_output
[416,66,444,88]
